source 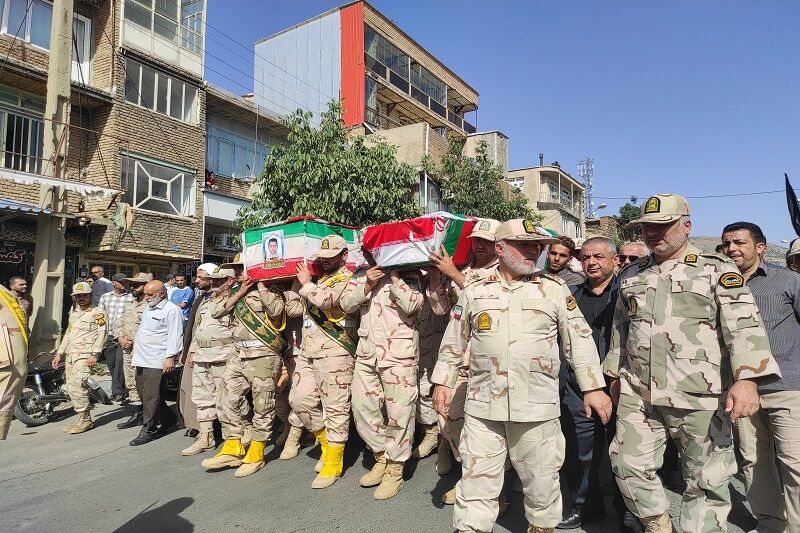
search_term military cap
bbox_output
[495,219,561,244]
[219,253,244,269]
[313,234,347,259]
[111,273,127,282]
[788,238,800,258]
[126,272,152,284]
[71,282,92,295]
[627,194,690,227]
[208,267,236,279]
[469,218,501,241]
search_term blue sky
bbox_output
[205,0,800,242]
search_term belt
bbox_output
[197,339,235,349]
[236,339,265,348]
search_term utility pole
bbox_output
[30,0,73,353]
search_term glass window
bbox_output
[121,153,195,217]
[180,0,203,53]
[124,0,202,53]
[70,15,91,82]
[124,60,140,104]
[124,0,152,29]
[6,0,29,37]
[0,108,44,174]
[364,25,409,79]
[410,64,446,106]
[155,76,168,114]
[30,0,53,49]
[169,78,183,119]
[183,84,196,123]
[124,57,197,124]
[139,64,155,109]
[507,177,525,190]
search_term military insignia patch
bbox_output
[76,283,86,291]
[95,314,106,326]
[644,196,661,214]
[452,305,463,320]
[684,254,698,264]
[320,239,330,250]
[565,295,577,311]
[479,220,490,231]
[628,295,638,317]
[523,219,536,233]
[719,272,744,288]
[488,274,498,282]
[476,312,492,331]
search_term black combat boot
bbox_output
[117,404,143,429]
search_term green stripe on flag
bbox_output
[442,218,466,254]
[244,220,357,246]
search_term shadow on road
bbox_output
[113,497,194,533]
[92,407,131,428]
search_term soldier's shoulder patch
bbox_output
[539,272,566,285]
[719,272,744,289]
[94,312,106,326]
[628,295,638,316]
[451,304,463,320]
[565,294,577,311]
[684,254,698,264]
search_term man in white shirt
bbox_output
[129,280,184,446]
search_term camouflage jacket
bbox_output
[417,272,451,370]
[57,306,107,357]
[115,298,148,351]
[603,243,781,410]
[432,266,605,423]
[212,287,285,358]
[188,292,236,362]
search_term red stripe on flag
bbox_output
[363,217,437,250]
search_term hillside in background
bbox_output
[690,236,789,266]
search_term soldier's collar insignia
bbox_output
[487,274,498,282]
[644,196,660,214]
[476,311,492,331]
[523,219,536,233]
[452,305,462,320]
[719,272,744,288]
[565,295,577,311]
[628,295,638,317]
[684,254,698,264]
[321,239,329,249]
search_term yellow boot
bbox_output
[313,429,329,473]
[235,440,266,478]
[311,442,344,489]
[200,438,246,470]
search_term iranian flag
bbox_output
[362,212,477,268]
[241,217,364,281]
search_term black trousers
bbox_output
[103,336,125,396]
[135,367,176,433]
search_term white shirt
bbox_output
[132,299,184,369]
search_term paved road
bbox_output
[1,402,758,533]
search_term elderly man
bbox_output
[722,221,800,533]
[129,280,183,446]
[617,241,647,269]
[433,219,611,533]
[605,194,781,533]
[99,273,135,402]
[0,282,28,439]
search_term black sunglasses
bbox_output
[618,255,640,262]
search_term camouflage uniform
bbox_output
[416,277,451,426]
[57,304,107,413]
[287,266,356,444]
[0,285,28,439]
[605,240,781,532]
[433,258,605,532]
[115,298,148,404]
[340,271,424,462]
[213,288,284,442]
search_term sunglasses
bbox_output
[618,255,640,263]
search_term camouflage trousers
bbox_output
[439,369,468,462]
[416,364,438,426]
[122,349,141,404]
[454,414,564,532]
[192,361,250,439]
[275,357,304,429]
[352,360,418,462]
[610,391,736,533]
[65,352,91,413]
[289,353,354,443]
[218,348,280,442]
[0,335,27,440]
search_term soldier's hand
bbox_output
[583,389,613,425]
[187,353,195,368]
[610,378,621,406]
[87,355,97,368]
[432,385,452,416]
[162,357,175,374]
[389,269,401,283]
[296,263,312,285]
[364,266,385,292]
[52,353,63,369]
[726,379,760,422]
[429,246,460,280]
[238,276,255,293]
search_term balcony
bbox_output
[537,194,582,219]
[365,53,473,135]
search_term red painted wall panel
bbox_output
[340,2,365,127]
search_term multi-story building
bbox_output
[506,162,586,239]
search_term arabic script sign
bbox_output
[0,248,27,264]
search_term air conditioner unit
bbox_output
[211,234,239,252]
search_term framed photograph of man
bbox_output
[262,230,285,268]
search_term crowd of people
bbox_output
[1,192,799,533]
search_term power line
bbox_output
[594,189,783,201]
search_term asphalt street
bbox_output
[1,401,758,533]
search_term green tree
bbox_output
[614,202,642,242]
[236,101,421,229]
[423,139,538,221]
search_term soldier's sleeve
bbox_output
[56,321,71,355]
[431,290,471,389]
[339,275,369,314]
[714,262,781,381]
[603,293,630,378]
[284,289,304,318]
[388,275,423,315]
[426,277,451,316]
[210,293,235,319]
[262,288,286,321]
[299,278,348,310]
[556,284,605,391]
[91,310,108,355]
[187,303,200,353]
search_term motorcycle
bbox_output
[14,351,112,427]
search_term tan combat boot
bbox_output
[235,440,266,478]
[201,438,246,470]
[412,424,439,459]
[181,422,215,456]
[527,527,554,533]
[359,450,387,487]
[441,487,456,505]
[279,425,303,460]
[436,438,453,475]
[374,460,405,500]
[641,513,675,533]
[67,411,94,434]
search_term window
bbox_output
[0,0,92,83]
[123,0,204,54]
[206,115,273,180]
[410,63,446,106]
[507,177,525,191]
[120,153,196,217]
[418,174,443,214]
[124,57,198,124]
[364,26,409,79]
[0,108,44,174]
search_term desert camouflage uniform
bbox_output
[213,288,285,442]
[287,266,356,444]
[416,276,450,426]
[341,271,424,462]
[433,266,604,532]
[0,285,28,439]
[277,290,304,429]
[57,306,107,413]
[187,292,248,436]
[115,298,148,404]
[604,243,781,533]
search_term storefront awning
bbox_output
[0,168,120,198]
[0,199,52,215]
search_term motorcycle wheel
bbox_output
[13,388,53,427]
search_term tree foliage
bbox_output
[423,139,538,221]
[236,101,421,229]
[614,202,643,242]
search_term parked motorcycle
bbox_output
[14,351,112,427]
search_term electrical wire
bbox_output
[0,0,35,78]
[594,189,784,201]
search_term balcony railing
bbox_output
[365,106,402,130]
[365,52,471,132]
[538,194,583,217]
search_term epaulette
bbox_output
[537,272,566,285]
[698,252,734,265]
[465,269,492,287]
